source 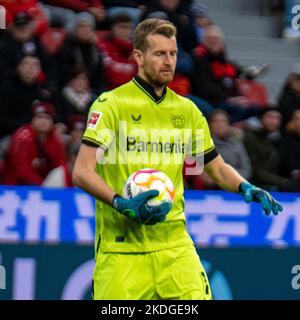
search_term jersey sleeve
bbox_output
[190,103,218,164]
[82,92,118,150]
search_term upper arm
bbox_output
[189,103,218,163]
[73,143,103,173]
[82,92,118,150]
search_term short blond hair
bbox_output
[133,18,177,52]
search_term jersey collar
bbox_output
[132,75,167,104]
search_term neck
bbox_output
[138,73,165,97]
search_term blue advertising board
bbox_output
[0,186,299,246]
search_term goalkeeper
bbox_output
[73,18,283,300]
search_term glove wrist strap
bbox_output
[238,181,251,194]
[112,194,122,209]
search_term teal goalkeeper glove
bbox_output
[112,190,171,225]
[239,182,283,215]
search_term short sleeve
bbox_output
[82,92,118,150]
[190,104,218,164]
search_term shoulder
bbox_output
[167,88,203,115]
[244,129,261,142]
[12,125,34,143]
[94,82,132,103]
[166,87,192,104]
[283,132,298,143]
[107,80,138,101]
[89,82,133,116]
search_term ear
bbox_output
[132,49,144,66]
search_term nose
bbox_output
[164,53,173,65]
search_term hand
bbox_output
[239,182,283,215]
[243,63,269,80]
[112,190,171,225]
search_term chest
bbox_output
[118,100,190,133]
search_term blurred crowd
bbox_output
[0,0,299,192]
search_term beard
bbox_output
[142,63,174,87]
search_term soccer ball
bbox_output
[123,168,175,206]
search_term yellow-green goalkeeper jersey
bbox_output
[82,76,218,254]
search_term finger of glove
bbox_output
[264,193,281,216]
[275,201,283,213]
[272,203,279,215]
[138,203,161,223]
[271,198,283,215]
[146,202,171,215]
[145,213,166,225]
[142,202,171,224]
[256,192,272,215]
[136,189,159,203]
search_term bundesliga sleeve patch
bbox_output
[87,111,102,129]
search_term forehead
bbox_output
[114,21,133,28]
[34,113,52,119]
[211,113,228,121]
[263,111,281,118]
[146,34,177,51]
[205,31,222,39]
[21,57,40,65]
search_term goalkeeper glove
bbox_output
[112,190,171,225]
[239,182,283,215]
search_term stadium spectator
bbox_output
[278,63,300,128]
[41,0,106,30]
[192,25,264,122]
[66,115,86,151]
[141,0,196,53]
[55,11,105,94]
[243,108,296,191]
[43,114,85,187]
[209,109,252,180]
[0,12,57,93]
[65,115,86,163]
[188,2,212,44]
[1,101,69,186]
[282,110,300,186]
[99,13,137,89]
[103,0,149,26]
[103,0,148,10]
[56,66,94,124]
[185,109,253,190]
[0,0,49,35]
[0,55,48,139]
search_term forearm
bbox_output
[72,144,117,206]
[73,167,116,206]
[212,163,245,192]
[204,155,246,192]
[235,166,252,181]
